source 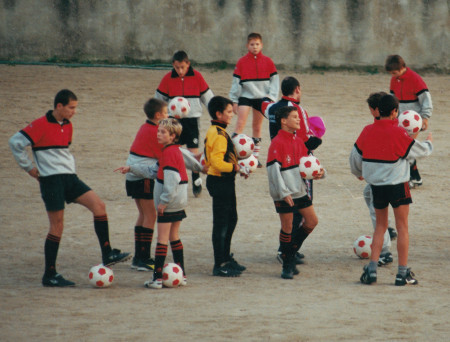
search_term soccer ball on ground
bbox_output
[238,154,258,172]
[232,134,254,159]
[168,97,190,119]
[299,155,322,179]
[353,235,372,259]
[398,110,422,135]
[162,263,184,288]
[88,264,114,288]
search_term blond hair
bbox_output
[158,118,183,143]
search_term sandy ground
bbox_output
[0,65,449,342]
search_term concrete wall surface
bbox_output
[0,0,448,70]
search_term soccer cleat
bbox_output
[291,263,300,275]
[378,252,394,266]
[388,227,397,240]
[42,273,75,287]
[136,258,155,271]
[278,251,305,265]
[103,249,131,266]
[360,265,377,285]
[212,262,241,277]
[130,257,138,269]
[144,278,162,289]
[229,253,246,272]
[281,266,294,279]
[277,251,283,264]
[180,276,187,286]
[395,268,419,286]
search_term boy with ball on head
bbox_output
[9,89,130,287]
[267,106,324,279]
[155,50,214,197]
[350,94,432,286]
[229,32,279,166]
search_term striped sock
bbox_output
[154,243,168,280]
[141,227,154,260]
[94,215,112,256]
[170,239,185,275]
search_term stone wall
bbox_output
[0,0,448,70]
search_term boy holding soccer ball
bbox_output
[267,106,324,279]
[205,96,247,277]
[385,55,433,188]
[155,50,214,197]
[9,89,130,287]
[350,94,433,286]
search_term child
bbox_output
[205,96,247,277]
[350,94,433,286]
[155,50,214,197]
[267,106,324,279]
[123,98,168,272]
[263,76,322,264]
[9,89,130,287]
[229,32,279,165]
[385,55,433,188]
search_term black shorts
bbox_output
[126,179,154,199]
[157,210,187,223]
[178,117,199,148]
[39,174,91,211]
[371,182,412,209]
[274,195,312,214]
[238,97,265,112]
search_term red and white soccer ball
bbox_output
[232,134,255,159]
[88,264,114,288]
[162,263,184,288]
[398,110,422,135]
[353,235,372,259]
[168,97,190,119]
[299,155,322,179]
[238,154,258,172]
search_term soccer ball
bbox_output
[162,263,184,288]
[398,110,422,135]
[168,97,190,119]
[299,155,322,179]
[88,264,114,288]
[353,235,372,259]
[232,134,254,159]
[238,154,258,172]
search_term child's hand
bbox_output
[28,167,40,180]
[358,176,364,181]
[114,166,131,174]
[313,168,325,180]
[426,132,432,142]
[201,165,209,174]
[421,118,428,131]
[283,195,294,207]
[157,203,167,215]
[410,132,420,139]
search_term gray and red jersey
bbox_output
[267,129,309,201]
[349,119,432,186]
[229,51,279,103]
[390,67,433,119]
[9,111,76,177]
[155,66,214,118]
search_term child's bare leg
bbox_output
[134,199,145,226]
[47,210,64,237]
[298,205,318,230]
[234,105,251,134]
[371,207,389,263]
[252,109,264,138]
[139,199,156,229]
[393,204,409,266]
[75,190,106,216]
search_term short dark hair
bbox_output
[366,91,388,110]
[281,77,300,96]
[172,50,189,63]
[275,106,297,127]
[378,94,399,117]
[54,89,77,108]
[247,32,262,42]
[143,98,167,119]
[208,96,233,119]
[385,55,406,72]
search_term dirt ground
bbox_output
[0,65,449,342]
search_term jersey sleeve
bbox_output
[266,143,289,200]
[155,73,171,101]
[9,131,34,172]
[349,144,363,178]
[209,133,235,173]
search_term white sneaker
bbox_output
[144,278,162,289]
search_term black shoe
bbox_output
[395,268,419,286]
[388,227,397,240]
[294,252,305,265]
[281,266,294,279]
[212,262,241,277]
[291,263,300,275]
[103,249,131,266]
[228,254,246,272]
[360,265,377,285]
[42,273,75,287]
[193,183,202,197]
[136,258,155,271]
[378,252,394,266]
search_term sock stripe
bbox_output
[46,234,61,243]
[94,215,108,222]
[170,240,183,250]
[279,231,292,243]
[155,243,168,256]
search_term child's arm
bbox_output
[180,148,204,173]
[115,163,159,179]
[268,73,280,102]
[159,168,181,211]
[349,144,363,180]
[408,133,433,159]
[267,160,292,202]
[418,91,433,130]
[9,132,39,179]
[209,135,235,174]
[229,66,242,110]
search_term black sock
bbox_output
[154,243,168,280]
[292,225,314,252]
[94,215,112,257]
[44,234,60,276]
[171,239,185,275]
[134,226,143,259]
[141,227,154,260]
